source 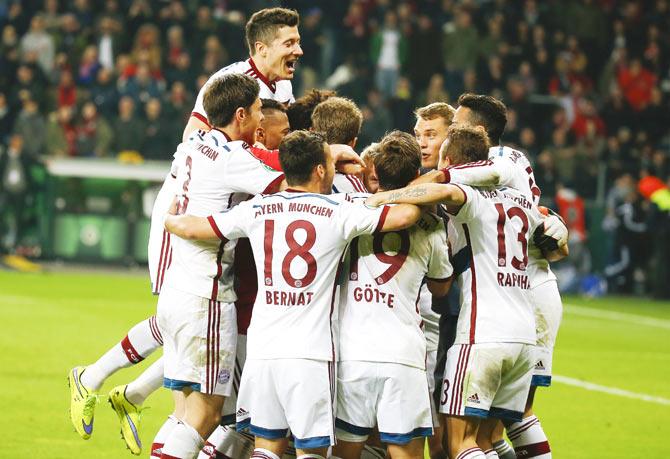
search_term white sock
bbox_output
[81,316,163,390]
[251,448,280,459]
[151,415,179,458]
[297,455,325,459]
[483,449,499,458]
[198,425,254,459]
[507,415,551,458]
[492,439,516,459]
[126,357,164,405]
[455,448,486,459]
[161,420,204,459]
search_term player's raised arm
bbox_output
[164,215,217,240]
[182,115,210,142]
[377,203,422,232]
[535,206,570,262]
[367,183,466,208]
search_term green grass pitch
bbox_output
[0,270,668,458]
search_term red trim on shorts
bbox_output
[208,216,225,240]
[463,224,477,343]
[154,230,168,294]
[149,315,163,345]
[121,335,144,364]
[190,111,210,127]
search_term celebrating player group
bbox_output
[67,8,569,459]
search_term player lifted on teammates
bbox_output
[165,130,422,459]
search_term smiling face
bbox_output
[263,25,302,80]
[414,116,450,169]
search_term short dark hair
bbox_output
[442,125,490,165]
[457,93,507,144]
[374,131,421,190]
[279,130,327,186]
[311,97,362,144]
[261,98,286,114]
[286,89,336,130]
[203,74,259,127]
[245,8,300,55]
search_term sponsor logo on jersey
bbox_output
[535,360,545,370]
[467,393,480,404]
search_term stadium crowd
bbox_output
[1,0,670,296]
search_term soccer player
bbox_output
[413,101,456,459]
[164,130,422,459]
[333,131,453,459]
[367,125,566,459]
[416,94,568,459]
[183,8,302,140]
[155,73,288,459]
[286,88,337,131]
[256,99,291,150]
[311,96,368,193]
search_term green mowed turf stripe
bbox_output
[565,303,670,329]
[564,295,670,320]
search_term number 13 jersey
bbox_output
[447,184,543,345]
[339,209,452,370]
[208,191,390,362]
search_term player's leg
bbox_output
[333,361,377,459]
[108,356,165,455]
[444,415,483,458]
[490,421,514,459]
[159,291,237,458]
[425,348,446,459]
[476,418,499,458]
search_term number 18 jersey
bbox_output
[208,191,390,362]
[448,185,543,345]
[339,209,452,369]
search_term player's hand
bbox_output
[365,192,385,208]
[329,144,366,175]
[543,214,568,247]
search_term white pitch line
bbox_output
[553,375,670,406]
[564,304,670,330]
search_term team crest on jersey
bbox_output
[218,368,231,384]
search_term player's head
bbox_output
[311,97,363,148]
[245,8,302,80]
[286,88,336,130]
[454,93,507,145]
[414,102,455,169]
[279,130,334,194]
[204,73,262,145]
[439,125,490,168]
[374,131,421,191]
[256,98,290,149]
[360,142,381,193]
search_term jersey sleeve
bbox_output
[447,160,501,187]
[224,147,285,195]
[249,146,282,171]
[207,200,254,241]
[335,200,390,240]
[426,220,453,281]
[446,184,483,223]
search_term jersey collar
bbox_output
[247,57,277,93]
[211,128,232,143]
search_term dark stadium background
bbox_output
[1,0,669,298]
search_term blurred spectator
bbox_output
[407,14,442,91]
[77,45,101,86]
[617,58,657,111]
[0,93,12,143]
[442,8,478,74]
[13,98,46,158]
[420,73,450,106]
[20,14,54,74]
[370,11,406,99]
[111,96,144,154]
[56,70,77,109]
[12,64,46,111]
[357,89,391,149]
[46,105,77,156]
[95,16,123,71]
[90,67,118,118]
[119,62,164,105]
[141,98,175,160]
[76,101,113,157]
[131,23,161,73]
[57,14,88,62]
[163,81,193,127]
[0,134,38,252]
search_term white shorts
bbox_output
[438,343,534,422]
[221,334,247,421]
[530,281,562,386]
[148,174,177,295]
[236,359,336,450]
[336,361,433,445]
[425,349,440,427]
[157,286,237,396]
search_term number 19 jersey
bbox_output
[339,211,452,369]
[448,185,543,345]
[208,191,390,362]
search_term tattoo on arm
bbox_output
[387,186,428,203]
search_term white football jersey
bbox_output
[191,58,294,125]
[332,172,367,193]
[448,145,556,288]
[447,185,543,345]
[163,128,284,302]
[418,283,440,352]
[209,191,390,362]
[339,209,452,369]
